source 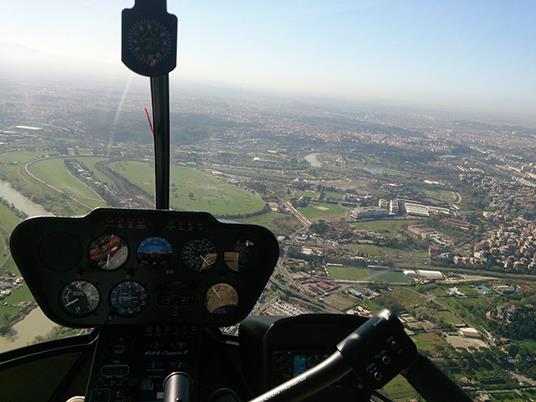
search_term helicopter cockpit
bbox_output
[0,1,473,401]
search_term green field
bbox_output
[344,243,428,265]
[435,310,464,326]
[323,293,356,310]
[298,203,348,220]
[110,160,266,216]
[421,188,458,203]
[351,219,421,233]
[382,375,420,401]
[28,158,106,210]
[518,339,536,355]
[296,190,319,199]
[411,332,448,354]
[236,212,301,236]
[0,203,22,275]
[0,152,99,215]
[324,191,344,201]
[327,266,410,284]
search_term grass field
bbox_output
[296,190,319,199]
[323,293,356,310]
[0,204,22,276]
[327,266,410,284]
[435,310,464,326]
[236,212,301,236]
[28,158,106,210]
[422,188,458,203]
[110,160,266,216]
[323,191,344,201]
[351,219,421,233]
[372,287,426,312]
[0,152,96,215]
[518,339,536,355]
[298,203,348,220]
[411,332,448,354]
[344,243,428,266]
[382,375,420,401]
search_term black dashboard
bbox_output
[9,208,279,328]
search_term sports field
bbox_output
[327,266,409,284]
[351,219,421,233]
[298,203,348,220]
[28,158,106,210]
[109,160,266,216]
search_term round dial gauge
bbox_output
[182,239,218,272]
[61,280,100,317]
[127,18,173,68]
[206,283,239,315]
[137,237,173,266]
[224,239,257,273]
[89,234,129,271]
[110,281,148,316]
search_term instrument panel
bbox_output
[10,208,279,327]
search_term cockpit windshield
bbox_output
[1,1,535,400]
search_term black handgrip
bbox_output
[403,353,472,402]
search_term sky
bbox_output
[0,0,535,120]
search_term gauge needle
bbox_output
[200,255,208,268]
[64,298,80,307]
[213,287,221,298]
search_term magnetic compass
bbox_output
[122,1,177,76]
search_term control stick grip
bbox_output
[403,353,472,402]
[163,371,191,402]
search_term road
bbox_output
[286,201,311,227]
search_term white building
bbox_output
[459,327,481,338]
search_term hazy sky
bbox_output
[1,0,535,119]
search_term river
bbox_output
[0,180,57,352]
[304,153,322,168]
[0,180,52,216]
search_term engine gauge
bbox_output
[110,281,148,316]
[206,283,239,315]
[224,239,257,273]
[182,239,218,272]
[89,234,129,271]
[61,280,100,317]
[137,237,173,266]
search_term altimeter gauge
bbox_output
[61,280,100,317]
[182,239,218,272]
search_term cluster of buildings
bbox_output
[350,198,452,221]
[259,299,310,316]
[448,222,536,272]
[0,272,24,300]
[299,278,340,297]
[405,224,452,246]
[350,199,400,220]
[345,286,379,300]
